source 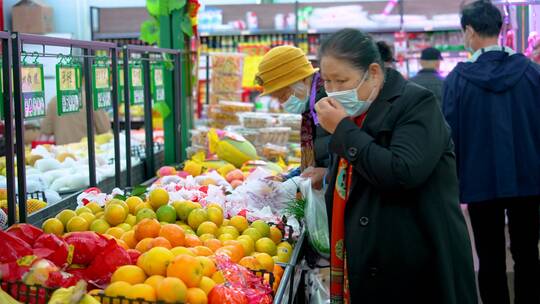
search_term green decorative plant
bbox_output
[140,0,192,45]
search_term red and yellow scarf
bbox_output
[330,113,368,304]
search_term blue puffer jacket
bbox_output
[443,51,540,203]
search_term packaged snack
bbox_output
[237,112,273,128]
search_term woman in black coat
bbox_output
[314,29,478,304]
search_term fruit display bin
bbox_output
[1,270,277,304]
[273,230,306,304]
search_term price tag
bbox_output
[92,64,112,110]
[129,64,145,105]
[117,66,125,103]
[21,64,46,119]
[151,63,165,104]
[55,63,82,115]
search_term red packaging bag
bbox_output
[6,224,43,247]
[63,232,108,265]
[208,284,249,304]
[86,239,131,288]
[33,233,70,267]
[0,230,33,263]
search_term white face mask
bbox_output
[326,72,377,117]
[283,81,309,114]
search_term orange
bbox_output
[190,246,213,257]
[199,233,215,242]
[218,226,240,238]
[159,224,186,247]
[157,277,187,303]
[148,188,169,210]
[134,218,161,241]
[42,218,64,236]
[236,235,255,256]
[199,276,216,295]
[115,239,130,250]
[211,271,225,284]
[166,254,204,288]
[151,236,172,249]
[126,283,156,303]
[121,230,138,249]
[171,246,196,257]
[238,256,263,271]
[111,265,147,285]
[196,256,216,277]
[104,281,131,304]
[144,275,165,291]
[104,204,126,226]
[254,253,274,272]
[206,207,223,226]
[135,202,153,214]
[138,247,175,276]
[215,245,242,263]
[196,221,218,236]
[135,238,154,253]
[218,233,235,243]
[66,216,89,232]
[126,196,144,214]
[104,227,125,239]
[186,288,208,304]
[269,226,283,244]
[188,208,209,230]
[184,234,203,247]
[255,237,277,256]
[229,215,249,233]
[223,240,244,256]
[203,239,222,252]
[273,264,284,280]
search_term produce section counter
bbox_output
[274,230,306,304]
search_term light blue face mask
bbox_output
[283,82,309,114]
[326,72,376,117]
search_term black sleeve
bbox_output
[329,89,448,190]
[313,87,331,168]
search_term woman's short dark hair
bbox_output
[460,0,502,37]
[318,28,382,72]
[376,41,394,64]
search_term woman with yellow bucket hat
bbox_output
[256,45,330,188]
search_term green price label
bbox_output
[93,64,112,110]
[129,64,144,105]
[117,66,125,104]
[151,63,165,104]
[55,63,82,115]
[21,64,46,119]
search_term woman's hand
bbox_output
[315,97,348,134]
[301,167,327,190]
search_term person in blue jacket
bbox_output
[443,1,540,303]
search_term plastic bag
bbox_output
[299,178,330,258]
[85,240,131,288]
[0,230,33,263]
[6,224,43,247]
[305,267,330,304]
[33,234,70,267]
[212,254,273,304]
[64,232,108,265]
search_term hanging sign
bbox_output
[151,63,165,104]
[92,62,112,110]
[129,64,144,105]
[55,58,82,115]
[117,66,125,104]
[21,62,46,119]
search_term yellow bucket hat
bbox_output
[255,46,318,96]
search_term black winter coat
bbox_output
[324,69,477,304]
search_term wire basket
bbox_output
[0,280,55,304]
